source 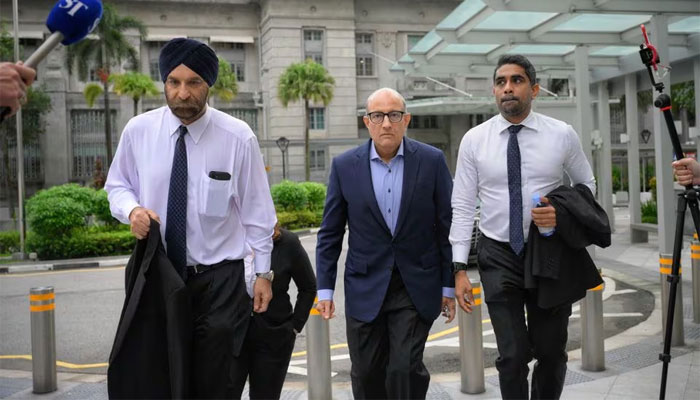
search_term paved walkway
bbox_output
[1,207,699,399]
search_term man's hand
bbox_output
[672,158,700,186]
[253,277,272,313]
[455,271,474,313]
[0,62,36,118]
[128,207,160,239]
[531,196,556,228]
[316,299,335,320]
[441,296,456,323]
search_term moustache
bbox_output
[501,96,519,102]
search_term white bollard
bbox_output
[458,279,485,394]
[30,286,57,394]
[305,297,332,399]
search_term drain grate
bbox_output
[426,383,453,400]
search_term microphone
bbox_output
[1,0,103,120]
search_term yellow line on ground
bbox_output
[0,355,108,369]
[290,317,492,358]
[0,266,125,278]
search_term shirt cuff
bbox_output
[317,289,334,301]
[452,243,471,264]
[442,287,455,298]
[121,201,141,225]
[253,253,271,273]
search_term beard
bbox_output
[498,96,529,117]
[166,90,208,122]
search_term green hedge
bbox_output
[27,228,136,260]
[299,182,326,211]
[0,231,19,254]
[276,209,323,230]
[271,180,308,211]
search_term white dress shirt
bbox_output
[450,111,596,263]
[105,106,276,273]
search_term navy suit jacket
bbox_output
[316,138,453,322]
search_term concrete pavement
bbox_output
[1,207,699,399]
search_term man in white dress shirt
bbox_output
[450,54,595,399]
[105,38,276,398]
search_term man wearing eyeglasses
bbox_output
[315,87,455,399]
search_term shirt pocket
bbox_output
[200,174,231,217]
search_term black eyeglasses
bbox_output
[366,111,406,124]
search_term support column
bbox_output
[650,15,674,253]
[598,82,614,228]
[626,74,643,241]
[574,45,593,165]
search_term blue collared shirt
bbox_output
[370,140,404,235]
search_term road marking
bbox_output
[570,312,644,319]
[0,355,107,369]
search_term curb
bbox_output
[0,257,130,274]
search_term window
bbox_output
[308,108,325,130]
[356,56,373,76]
[412,80,428,91]
[70,110,118,180]
[356,33,374,76]
[409,115,439,129]
[304,29,324,65]
[310,147,326,171]
[304,30,323,41]
[213,42,246,82]
[231,62,245,82]
[148,41,167,81]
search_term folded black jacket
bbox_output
[108,219,192,399]
[524,184,610,309]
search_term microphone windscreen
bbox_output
[46,0,103,45]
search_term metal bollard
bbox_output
[29,287,57,394]
[458,279,485,394]
[660,253,684,346]
[581,278,605,372]
[691,240,700,323]
[305,297,332,400]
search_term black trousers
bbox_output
[346,268,432,400]
[479,236,571,400]
[185,259,251,399]
[229,315,297,399]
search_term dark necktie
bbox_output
[166,125,188,276]
[507,124,524,255]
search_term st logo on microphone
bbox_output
[58,0,89,17]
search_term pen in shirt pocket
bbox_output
[209,171,231,180]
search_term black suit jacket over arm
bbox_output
[524,184,610,309]
[108,219,193,399]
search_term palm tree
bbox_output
[110,72,159,116]
[65,2,147,168]
[278,59,335,181]
[83,83,103,107]
[209,57,239,103]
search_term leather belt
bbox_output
[185,259,236,276]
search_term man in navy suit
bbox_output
[316,88,455,399]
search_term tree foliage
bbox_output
[278,59,335,180]
[210,57,238,102]
[110,71,159,115]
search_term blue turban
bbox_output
[159,38,219,87]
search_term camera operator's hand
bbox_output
[672,158,700,186]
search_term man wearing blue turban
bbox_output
[106,38,277,398]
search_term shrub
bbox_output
[0,231,19,253]
[93,189,119,225]
[276,211,298,229]
[25,195,87,236]
[641,200,657,224]
[271,180,308,211]
[27,228,136,260]
[299,182,326,211]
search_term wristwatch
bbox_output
[255,271,275,282]
[452,262,469,275]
